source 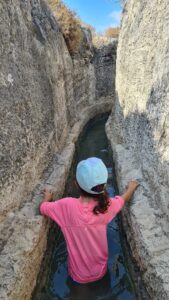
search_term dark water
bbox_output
[33,114,137,300]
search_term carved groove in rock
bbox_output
[0,1,116,299]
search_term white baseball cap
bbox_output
[76,157,108,194]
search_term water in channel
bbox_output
[34,114,137,300]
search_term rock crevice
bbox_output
[0,1,117,299]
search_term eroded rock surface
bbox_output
[106,0,169,298]
[94,42,117,100]
[0,1,116,299]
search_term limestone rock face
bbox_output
[0,0,100,217]
[0,0,74,217]
[0,1,116,299]
[106,0,169,298]
[94,42,117,100]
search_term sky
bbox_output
[63,0,122,33]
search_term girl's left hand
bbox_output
[127,180,139,191]
[43,189,54,202]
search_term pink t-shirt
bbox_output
[40,196,124,283]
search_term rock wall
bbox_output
[106,0,169,299]
[94,42,117,100]
[0,1,116,299]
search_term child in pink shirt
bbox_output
[40,157,139,284]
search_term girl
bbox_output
[40,157,139,284]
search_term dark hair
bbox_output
[77,183,110,215]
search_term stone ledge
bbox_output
[106,120,169,300]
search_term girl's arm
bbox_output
[121,180,139,203]
[105,180,139,223]
[42,189,53,202]
[39,189,53,212]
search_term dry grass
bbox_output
[105,27,120,39]
[92,26,120,48]
[48,0,82,55]
[92,36,111,48]
[48,0,119,51]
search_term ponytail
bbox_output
[92,188,110,215]
[77,183,110,215]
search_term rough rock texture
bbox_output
[0,1,116,299]
[106,0,169,299]
[94,42,117,100]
